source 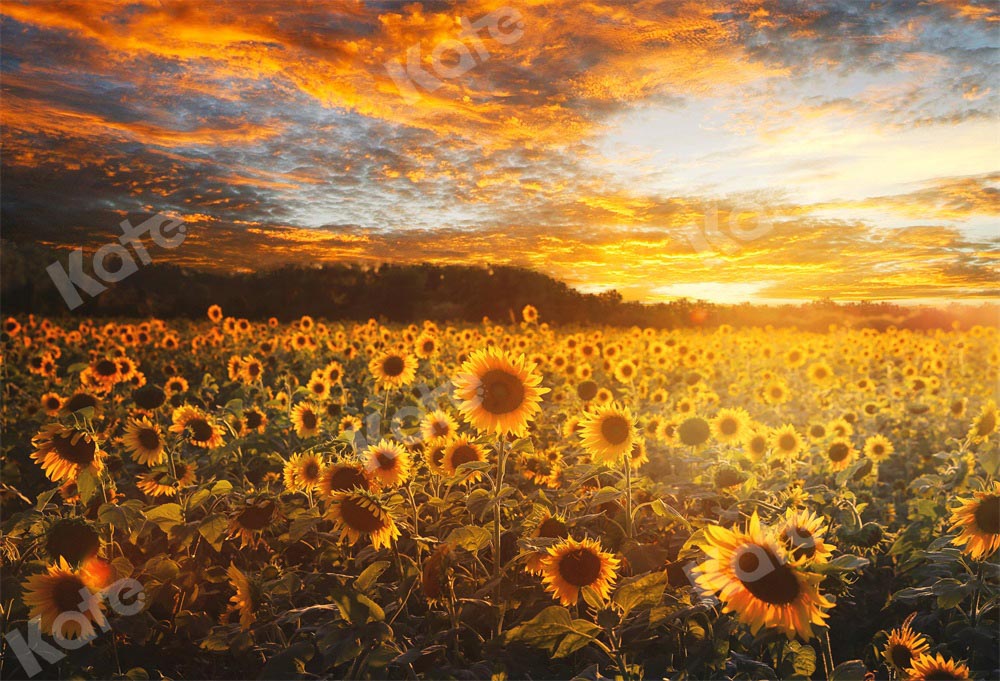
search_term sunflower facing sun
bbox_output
[21,557,107,639]
[539,536,619,607]
[578,403,637,465]
[694,512,834,640]
[948,481,1000,560]
[452,347,548,437]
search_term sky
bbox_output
[1,0,998,304]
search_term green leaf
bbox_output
[650,499,692,530]
[257,641,313,679]
[187,488,211,511]
[466,488,492,519]
[210,479,234,496]
[356,561,391,592]
[830,660,868,680]
[502,606,601,658]
[76,468,100,505]
[98,503,130,531]
[446,525,491,552]
[198,513,229,551]
[332,588,385,624]
[613,571,669,618]
[146,503,184,533]
[588,487,623,507]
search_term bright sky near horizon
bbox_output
[2,0,997,303]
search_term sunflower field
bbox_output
[1,308,998,680]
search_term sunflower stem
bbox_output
[820,627,835,678]
[624,458,634,540]
[493,435,507,636]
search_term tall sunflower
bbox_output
[948,482,1000,560]
[22,558,107,639]
[693,513,833,640]
[578,403,637,465]
[318,462,373,497]
[122,417,165,466]
[452,347,548,437]
[283,452,325,493]
[31,424,104,483]
[863,434,894,462]
[711,408,751,445]
[539,537,619,606]
[327,491,400,551]
[525,514,569,575]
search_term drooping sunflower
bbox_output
[283,452,325,493]
[968,399,998,443]
[693,512,833,640]
[44,518,101,565]
[226,564,257,631]
[452,347,548,438]
[30,424,104,483]
[228,497,280,548]
[863,434,894,462]
[318,462,373,497]
[578,403,637,465]
[363,439,412,488]
[327,491,400,551]
[137,460,197,497]
[948,482,1000,560]
[22,557,106,639]
[711,408,751,445]
[905,653,971,680]
[778,508,834,565]
[882,613,931,674]
[525,514,570,575]
[290,402,322,439]
[369,350,418,390]
[442,437,486,481]
[420,409,459,442]
[122,417,165,466]
[169,405,224,449]
[539,537,620,607]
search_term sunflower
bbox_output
[863,434,894,462]
[522,304,539,323]
[414,332,440,359]
[745,429,771,462]
[421,409,459,442]
[578,403,637,465]
[452,347,548,437]
[423,440,448,475]
[207,304,223,323]
[711,408,751,445]
[693,513,833,640]
[137,460,197,497]
[239,356,264,384]
[318,462,373,497]
[948,482,1000,560]
[22,558,107,639]
[283,452,325,492]
[228,497,279,548]
[291,402,322,439]
[905,653,970,680]
[825,438,856,472]
[882,613,931,674]
[968,399,998,443]
[327,491,400,551]
[525,514,570,574]
[806,361,834,385]
[122,417,165,466]
[30,424,104,483]
[442,437,486,481]
[678,416,712,447]
[778,508,834,565]
[226,564,257,631]
[762,379,790,405]
[369,350,418,390]
[40,392,63,415]
[363,439,412,488]
[44,518,101,565]
[169,406,224,449]
[539,537,620,607]
[771,425,804,459]
[422,543,452,603]
[243,407,268,434]
[164,375,189,396]
[628,438,649,469]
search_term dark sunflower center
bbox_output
[422,341,434,352]
[784,527,816,560]
[720,418,738,435]
[138,428,161,451]
[382,356,405,377]
[246,411,263,429]
[537,518,568,538]
[450,444,479,468]
[95,360,117,376]
[779,434,797,451]
[63,393,98,413]
[558,547,602,587]
[736,547,800,605]
[376,452,398,470]
[312,382,325,394]
[340,497,386,533]
[751,437,767,454]
[679,418,711,446]
[53,575,87,612]
[238,502,275,530]
[977,411,997,437]
[480,369,525,414]
[303,461,320,480]
[46,521,100,564]
[432,421,450,437]
[600,416,631,445]
[189,418,214,442]
[974,495,1000,534]
[301,411,317,430]
[828,442,850,462]
[925,670,962,680]
[53,431,96,466]
[327,466,368,492]
[872,444,885,455]
[889,644,912,670]
[45,397,61,410]
[577,381,598,401]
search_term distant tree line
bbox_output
[2,240,996,330]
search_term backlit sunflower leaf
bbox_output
[830,660,868,680]
[198,513,228,550]
[356,561,391,592]
[76,468,100,505]
[145,502,184,533]
[446,525,491,552]
[613,570,669,617]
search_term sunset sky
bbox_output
[2,0,997,303]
